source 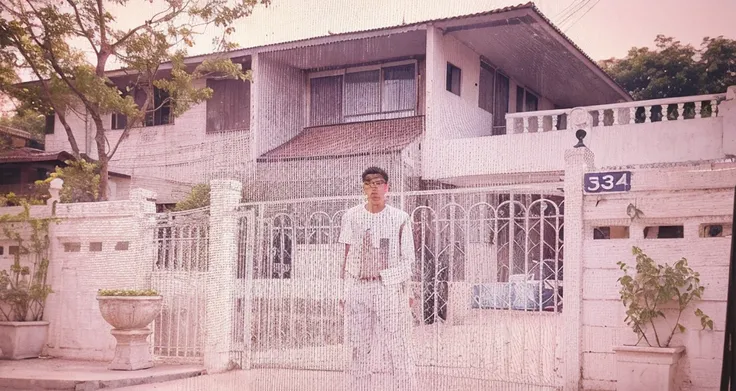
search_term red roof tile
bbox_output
[0,148,74,163]
[259,116,424,161]
[0,147,131,178]
[0,125,33,140]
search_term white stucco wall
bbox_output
[253,53,307,158]
[424,26,493,140]
[580,168,733,391]
[44,79,254,204]
[423,116,727,180]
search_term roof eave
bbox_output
[526,8,632,102]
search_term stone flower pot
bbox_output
[97,295,163,370]
[613,345,685,391]
[0,321,50,359]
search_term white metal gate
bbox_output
[150,208,210,362]
[230,188,565,388]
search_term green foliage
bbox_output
[0,108,46,141]
[0,192,45,207]
[173,184,210,211]
[0,0,269,199]
[0,202,57,321]
[35,159,100,203]
[617,247,714,348]
[97,289,159,297]
[600,35,736,100]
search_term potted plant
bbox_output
[613,247,714,391]
[0,205,54,360]
[97,289,163,370]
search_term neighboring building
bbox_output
[41,2,635,204]
[0,125,132,199]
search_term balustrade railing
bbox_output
[505,93,726,134]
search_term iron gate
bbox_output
[230,189,565,387]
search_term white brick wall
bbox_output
[580,168,734,391]
[43,79,254,204]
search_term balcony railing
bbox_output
[505,93,727,134]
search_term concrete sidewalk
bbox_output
[0,357,204,390]
[110,368,559,391]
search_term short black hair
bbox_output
[362,167,388,182]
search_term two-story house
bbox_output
[42,2,631,204]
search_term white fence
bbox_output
[150,187,567,388]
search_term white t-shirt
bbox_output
[338,203,415,285]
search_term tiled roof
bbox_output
[0,125,33,140]
[259,116,424,162]
[20,3,537,82]
[0,148,73,163]
[0,147,131,178]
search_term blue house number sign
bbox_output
[584,171,632,193]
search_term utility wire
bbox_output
[562,0,602,32]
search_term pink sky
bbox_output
[11,0,736,83]
[218,0,736,60]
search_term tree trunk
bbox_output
[91,112,109,201]
[99,155,110,201]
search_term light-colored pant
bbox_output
[345,281,417,391]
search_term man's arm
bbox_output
[341,244,350,280]
[380,216,415,285]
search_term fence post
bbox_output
[204,180,243,373]
[562,115,595,391]
[721,85,736,155]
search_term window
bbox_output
[310,75,343,126]
[63,242,81,252]
[111,112,127,130]
[593,226,630,239]
[111,87,172,129]
[644,225,684,239]
[382,64,416,112]
[44,113,55,134]
[0,167,21,185]
[35,168,48,181]
[145,87,171,126]
[309,62,417,126]
[478,61,510,135]
[700,223,732,238]
[206,79,251,132]
[516,86,538,112]
[446,63,461,96]
[344,70,381,116]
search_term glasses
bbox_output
[363,180,386,188]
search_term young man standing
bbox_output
[339,166,418,391]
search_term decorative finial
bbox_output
[574,129,587,148]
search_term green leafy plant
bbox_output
[0,202,56,321]
[0,192,45,207]
[97,289,159,297]
[34,159,100,204]
[617,246,714,347]
[173,184,210,211]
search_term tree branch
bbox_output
[6,28,81,156]
[65,0,99,55]
[109,5,177,49]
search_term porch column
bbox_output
[721,86,736,155]
[204,179,243,372]
[562,122,595,391]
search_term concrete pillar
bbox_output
[204,180,242,372]
[129,188,157,291]
[721,86,736,155]
[562,143,595,391]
